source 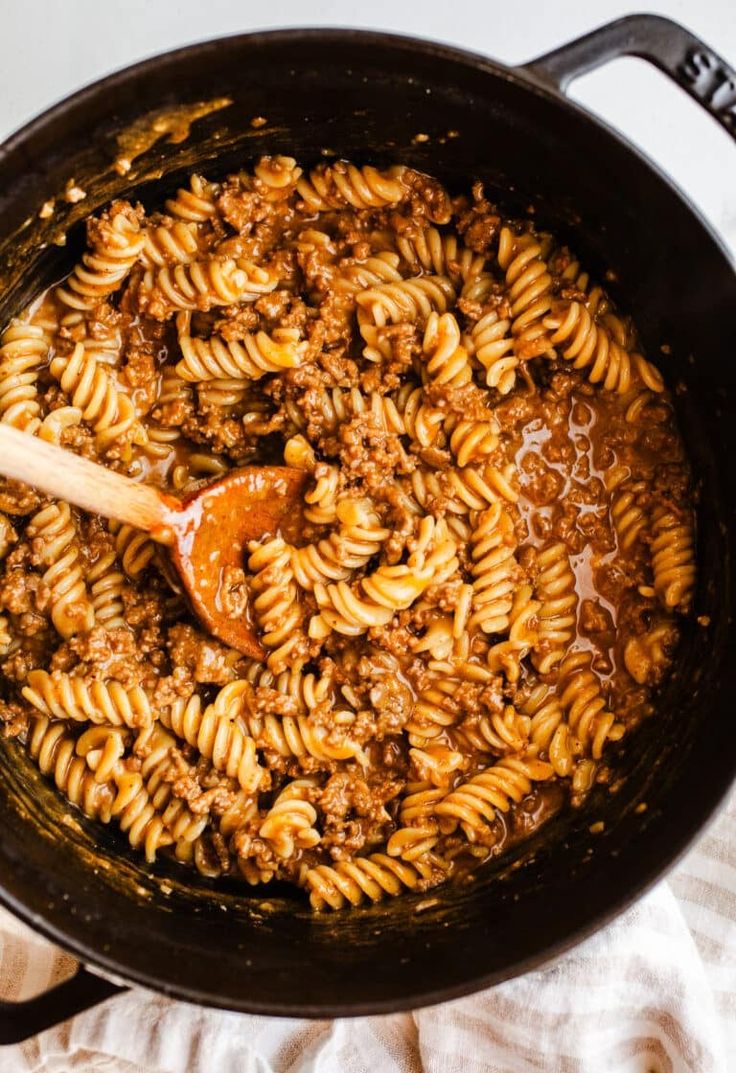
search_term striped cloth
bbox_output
[2,786,735,1073]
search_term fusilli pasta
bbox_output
[27,503,94,638]
[0,155,693,912]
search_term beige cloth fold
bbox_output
[2,787,735,1073]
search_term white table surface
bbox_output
[0,0,734,253]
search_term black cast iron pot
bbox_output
[1,14,735,1041]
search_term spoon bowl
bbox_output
[169,466,306,658]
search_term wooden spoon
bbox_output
[0,424,306,659]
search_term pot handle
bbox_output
[0,965,125,1044]
[522,13,736,144]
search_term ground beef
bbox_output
[0,157,693,909]
[167,623,244,685]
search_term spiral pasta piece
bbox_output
[0,614,11,655]
[356,278,455,364]
[310,518,458,639]
[623,622,676,685]
[88,550,127,630]
[397,226,486,282]
[557,651,624,760]
[470,310,517,394]
[354,310,394,365]
[50,343,136,451]
[487,583,540,682]
[400,781,447,820]
[165,174,219,222]
[76,725,128,783]
[454,704,531,756]
[171,452,229,492]
[135,724,208,846]
[393,386,442,448]
[420,731,470,777]
[623,387,668,426]
[563,259,638,353]
[218,791,258,840]
[176,320,306,382]
[0,321,49,432]
[108,521,156,578]
[38,406,83,445]
[356,275,455,329]
[650,506,696,612]
[110,768,174,862]
[469,504,521,634]
[291,498,390,591]
[553,251,611,318]
[288,386,407,437]
[253,155,302,193]
[335,251,403,295]
[405,677,463,744]
[57,210,145,310]
[141,258,277,318]
[291,226,338,259]
[422,311,472,387]
[28,716,115,821]
[248,536,306,672]
[182,833,224,878]
[386,823,439,861]
[245,703,367,765]
[461,272,497,304]
[206,679,253,719]
[305,851,440,910]
[411,614,456,661]
[310,572,408,637]
[258,710,365,764]
[196,378,248,411]
[497,227,554,360]
[259,779,321,858]
[545,301,631,392]
[409,463,517,519]
[0,513,15,561]
[160,694,264,793]
[27,502,94,638]
[303,464,340,526]
[156,366,194,409]
[532,542,578,674]
[172,788,253,868]
[243,661,334,712]
[447,416,500,467]
[544,300,664,395]
[23,670,153,728]
[141,220,201,267]
[435,755,553,841]
[296,162,408,211]
[521,684,574,777]
[282,435,323,472]
[607,468,649,552]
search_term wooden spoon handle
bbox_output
[0,424,176,534]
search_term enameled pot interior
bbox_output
[0,32,733,1014]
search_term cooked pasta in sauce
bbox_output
[0,158,696,910]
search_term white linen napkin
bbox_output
[2,786,734,1073]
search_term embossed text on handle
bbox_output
[679,49,736,130]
